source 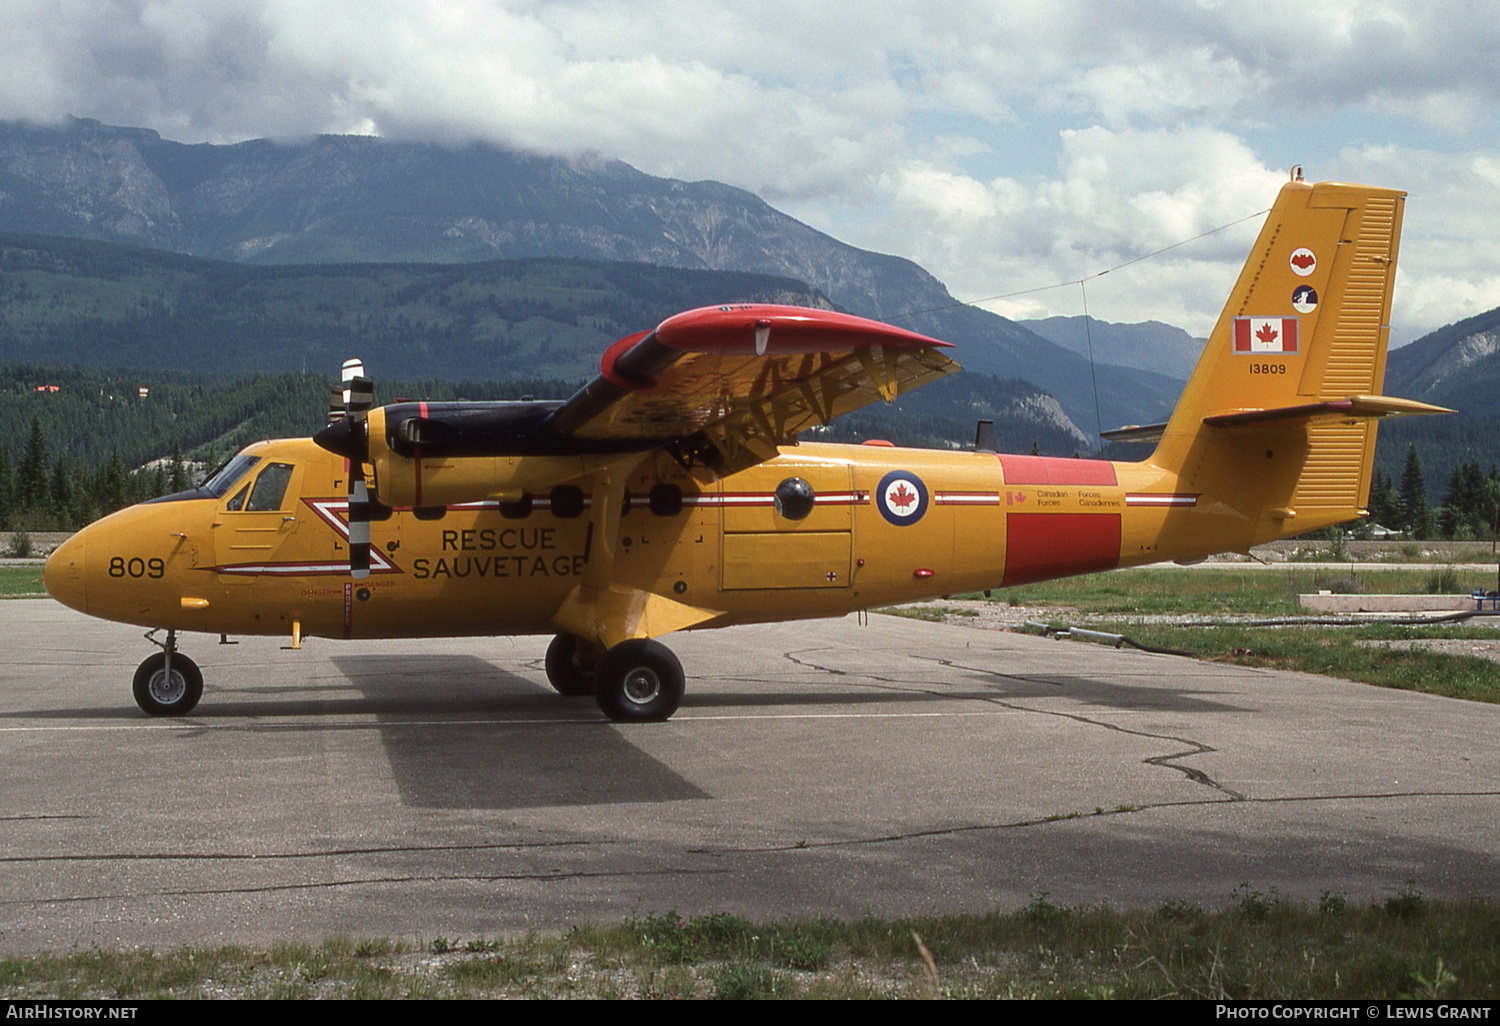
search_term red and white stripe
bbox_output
[934,491,1001,505]
[1124,493,1198,508]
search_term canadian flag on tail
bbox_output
[1233,317,1299,354]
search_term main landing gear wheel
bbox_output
[132,651,204,716]
[545,633,600,697]
[592,639,684,723]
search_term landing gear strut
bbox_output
[133,630,203,716]
[592,639,684,722]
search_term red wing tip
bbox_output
[654,303,950,352]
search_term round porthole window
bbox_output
[774,477,816,520]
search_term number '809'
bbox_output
[108,556,165,578]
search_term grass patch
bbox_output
[1045,621,1500,703]
[3,896,1499,998]
[990,567,1497,617]
[0,564,46,596]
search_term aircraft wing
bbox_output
[541,305,959,472]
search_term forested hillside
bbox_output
[0,363,1088,532]
[0,120,1185,435]
[0,233,829,379]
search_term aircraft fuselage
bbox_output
[45,432,1286,644]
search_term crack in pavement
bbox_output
[0,838,607,865]
[689,789,1500,854]
[0,868,730,907]
[782,647,1245,801]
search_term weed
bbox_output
[688,912,752,945]
[5,531,32,559]
[353,938,393,958]
[1425,566,1462,594]
[712,961,785,1000]
[767,932,835,971]
[1314,574,1361,594]
[1022,892,1071,926]
[1384,883,1426,920]
[1318,891,1348,917]
[632,911,699,964]
[1155,899,1197,922]
[1232,884,1277,922]
[1407,958,1457,1000]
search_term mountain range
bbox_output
[0,117,1181,436]
[3,116,1500,494]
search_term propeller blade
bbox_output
[348,375,374,417]
[348,461,372,579]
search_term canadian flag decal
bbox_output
[1233,317,1299,354]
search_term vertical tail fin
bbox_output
[1148,178,1445,540]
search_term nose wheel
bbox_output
[592,639,684,722]
[132,650,204,716]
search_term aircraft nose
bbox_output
[43,531,87,614]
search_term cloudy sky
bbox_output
[3,0,1497,343]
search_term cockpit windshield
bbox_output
[199,454,261,498]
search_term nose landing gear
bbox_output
[133,629,203,716]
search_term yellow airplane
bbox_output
[44,176,1447,721]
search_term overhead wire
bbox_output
[890,206,1273,321]
[883,204,1272,446]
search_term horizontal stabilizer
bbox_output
[1202,395,1451,430]
[1099,422,1167,444]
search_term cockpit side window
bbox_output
[226,484,250,512]
[245,463,295,512]
[201,454,262,498]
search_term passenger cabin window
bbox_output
[244,463,295,512]
[500,493,533,520]
[550,486,584,519]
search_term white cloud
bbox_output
[1327,144,1500,341]
[0,0,1495,338]
[802,127,1285,335]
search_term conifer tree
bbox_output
[169,443,188,493]
[17,418,48,513]
[1367,466,1394,527]
[49,455,75,530]
[0,441,12,531]
[94,450,128,515]
[1399,443,1431,539]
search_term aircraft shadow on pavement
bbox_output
[329,655,708,810]
[955,670,1252,714]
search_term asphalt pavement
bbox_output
[1,599,1497,952]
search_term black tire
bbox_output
[545,633,599,697]
[132,651,204,716]
[593,639,684,722]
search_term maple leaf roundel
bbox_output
[875,470,929,526]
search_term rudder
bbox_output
[1146,178,1442,538]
